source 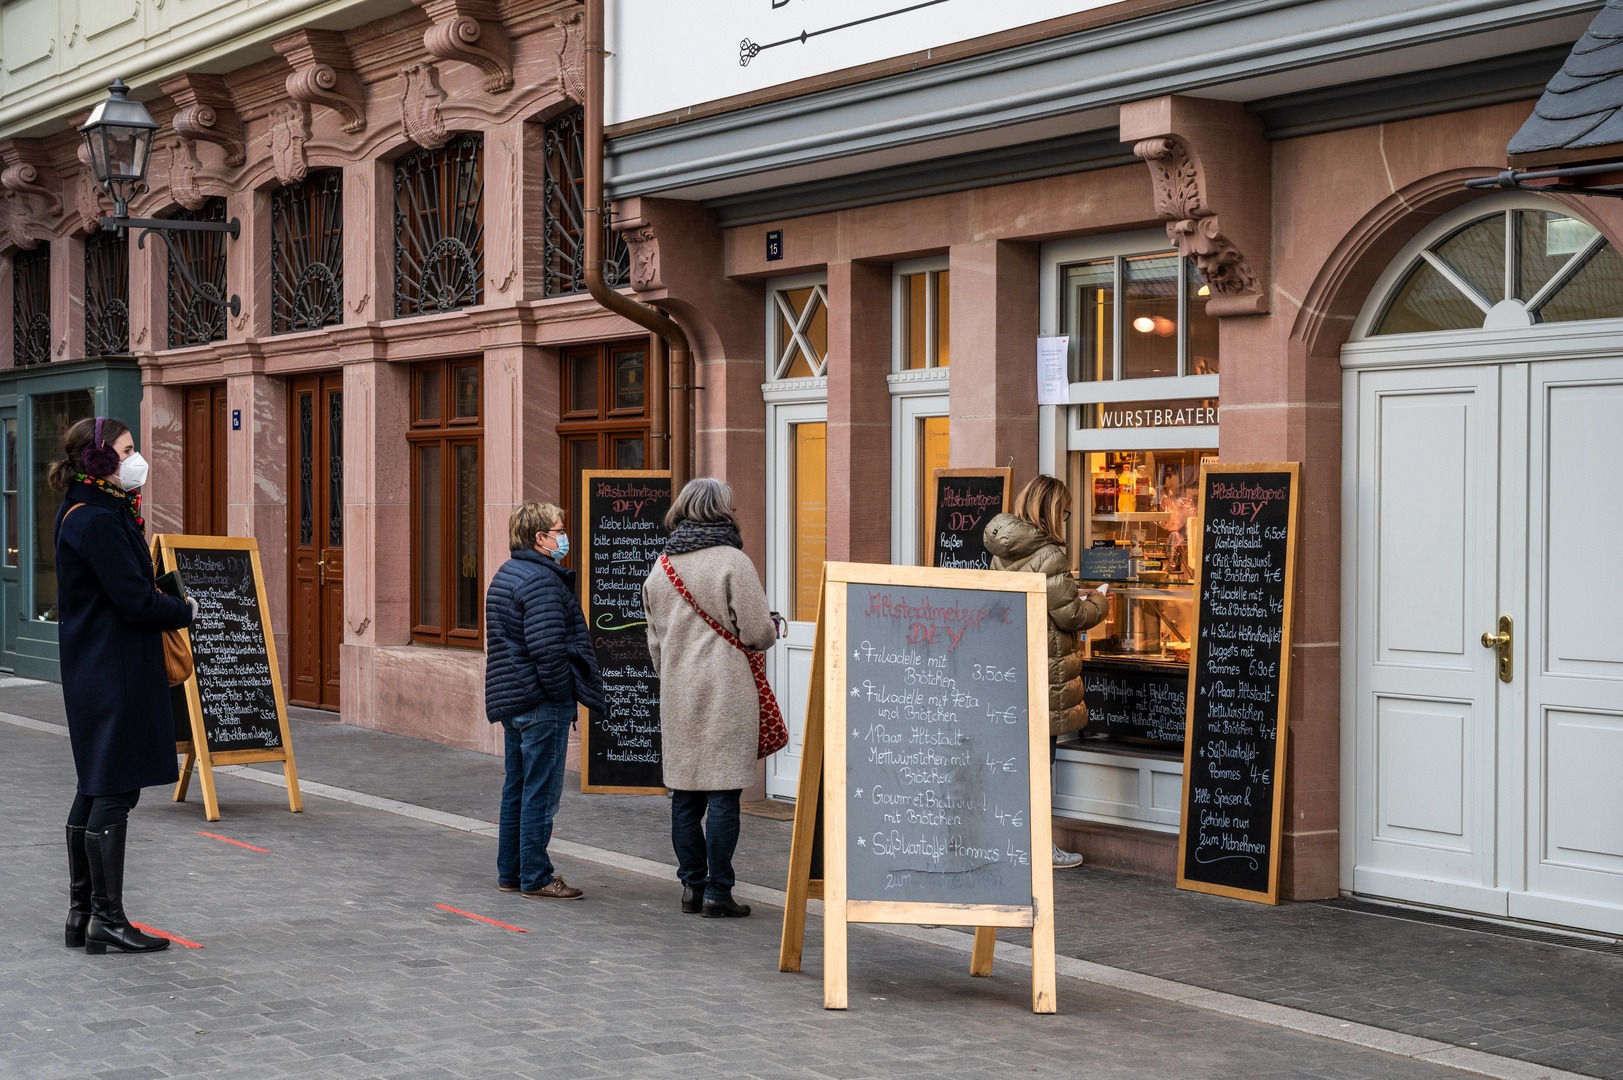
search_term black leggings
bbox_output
[67,789,141,832]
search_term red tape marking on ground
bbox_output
[130,922,203,949]
[196,831,269,852]
[435,904,529,933]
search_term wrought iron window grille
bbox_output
[299,393,314,548]
[272,170,344,334]
[84,229,130,357]
[395,133,485,318]
[542,109,630,297]
[166,198,232,348]
[328,391,343,548]
[12,246,50,367]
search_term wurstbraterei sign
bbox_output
[812,562,1056,1013]
[153,535,302,823]
[1177,463,1300,904]
[579,470,671,794]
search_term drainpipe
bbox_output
[583,0,690,492]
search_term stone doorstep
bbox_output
[1052,816,1178,877]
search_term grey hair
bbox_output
[665,476,738,532]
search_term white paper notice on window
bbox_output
[1036,336,1070,406]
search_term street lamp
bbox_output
[80,79,241,317]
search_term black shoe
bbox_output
[702,893,751,918]
[65,825,90,948]
[83,823,169,955]
[681,884,704,914]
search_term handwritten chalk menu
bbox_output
[173,548,281,750]
[802,562,1056,1014]
[844,583,1034,905]
[927,469,1010,570]
[579,470,670,794]
[1080,660,1187,745]
[154,535,301,824]
[1177,464,1299,904]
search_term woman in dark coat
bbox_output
[53,416,195,954]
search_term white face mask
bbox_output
[116,452,149,492]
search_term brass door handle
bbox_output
[1480,615,1513,683]
[317,558,327,586]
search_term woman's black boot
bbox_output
[83,823,169,955]
[65,825,91,948]
[702,892,751,918]
[681,884,704,914]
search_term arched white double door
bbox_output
[1342,197,1623,935]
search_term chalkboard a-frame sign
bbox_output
[153,535,303,823]
[925,468,1011,570]
[1176,463,1299,905]
[578,469,671,795]
[778,563,1057,1014]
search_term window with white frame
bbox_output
[769,280,828,379]
[889,258,951,565]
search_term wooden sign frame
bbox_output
[578,468,670,795]
[1175,462,1299,905]
[779,562,1056,1014]
[153,534,302,823]
[925,467,1012,568]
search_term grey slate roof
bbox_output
[1507,0,1623,157]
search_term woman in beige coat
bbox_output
[984,474,1108,870]
[643,477,778,919]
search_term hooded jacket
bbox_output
[983,513,1107,736]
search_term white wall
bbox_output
[605,0,1117,125]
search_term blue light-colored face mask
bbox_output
[548,533,570,562]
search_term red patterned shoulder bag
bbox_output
[659,553,789,759]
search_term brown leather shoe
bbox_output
[523,877,583,900]
[496,881,519,893]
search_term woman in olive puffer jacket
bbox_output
[984,475,1107,869]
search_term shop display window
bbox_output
[791,421,827,621]
[1076,447,1212,675]
[1060,251,1218,381]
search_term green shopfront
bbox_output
[0,358,143,680]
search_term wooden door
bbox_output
[1515,358,1623,934]
[182,384,228,535]
[289,374,344,710]
[1348,364,1505,916]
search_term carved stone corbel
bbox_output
[72,136,107,234]
[0,139,62,219]
[0,193,43,252]
[1120,96,1271,317]
[272,29,367,134]
[556,10,586,104]
[169,139,208,211]
[399,63,450,149]
[412,0,513,94]
[160,73,246,167]
[269,103,311,186]
[622,225,662,292]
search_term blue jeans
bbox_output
[670,789,741,900]
[497,700,573,892]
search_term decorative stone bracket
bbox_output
[0,139,62,219]
[1120,96,1271,317]
[400,64,450,149]
[412,0,513,95]
[273,29,367,134]
[160,73,246,168]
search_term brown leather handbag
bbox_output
[63,503,193,686]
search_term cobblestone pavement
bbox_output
[0,682,1617,1080]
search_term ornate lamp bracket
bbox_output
[412,0,513,94]
[1121,96,1271,317]
[106,213,243,317]
[273,29,367,134]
